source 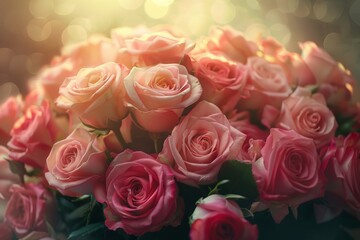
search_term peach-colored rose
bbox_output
[252,128,325,223]
[5,183,53,238]
[258,37,316,87]
[60,35,118,68]
[45,128,107,197]
[56,62,129,129]
[158,101,246,186]
[7,102,58,169]
[203,26,258,63]
[277,87,337,148]
[241,56,292,110]
[190,194,258,240]
[0,96,23,145]
[118,31,194,67]
[94,150,181,236]
[123,63,202,133]
[322,133,360,219]
[192,52,248,113]
[39,59,77,102]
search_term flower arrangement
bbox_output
[0,25,359,240]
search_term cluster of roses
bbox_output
[0,25,359,240]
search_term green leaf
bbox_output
[67,222,104,240]
[207,179,230,196]
[217,160,258,199]
[224,194,246,200]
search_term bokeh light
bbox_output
[0,0,359,96]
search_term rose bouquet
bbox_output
[0,25,359,240]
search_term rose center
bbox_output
[215,222,235,240]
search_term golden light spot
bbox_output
[276,0,299,13]
[29,0,54,19]
[54,0,76,15]
[144,0,169,19]
[27,19,53,42]
[118,0,144,10]
[152,0,174,6]
[313,0,328,20]
[269,24,291,45]
[62,25,88,45]
[211,0,236,24]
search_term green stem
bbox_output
[109,121,128,149]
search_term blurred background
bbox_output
[0,0,359,94]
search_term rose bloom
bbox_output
[190,194,258,240]
[277,87,337,148]
[45,127,107,197]
[252,128,325,223]
[59,35,118,68]
[241,56,292,110]
[56,62,129,129]
[7,101,58,169]
[94,150,181,236]
[191,52,248,113]
[158,101,246,186]
[202,26,258,64]
[123,63,202,133]
[117,31,194,67]
[322,133,360,218]
[258,37,316,87]
[300,41,355,87]
[0,96,23,145]
[4,183,53,238]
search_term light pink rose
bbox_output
[7,101,58,168]
[300,41,355,87]
[0,146,21,200]
[56,62,129,129]
[191,52,248,113]
[60,35,118,68]
[19,231,56,240]
[258,37,316,87]
[277,87,337,148]
[0,96,23,145]
[123,63,202,133]
[190,194,258,240]
[4,183,54,238]
[94,150,181,236]
[241,56,292,110]
[158,101,246,186]
[252,128,325,223]
[202,26,258,63]
[0,222,13,240]
[45,128,107,197]
[39,59,77,102]
[322,133,360,218]
[118,31,194,67]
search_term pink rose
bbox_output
[252,128,325,223]
[118,31,194,67]
[241,56,292,110]
[0,96,23,145]
[258,37,316,87]
[322,133,360,218]
[203,26,258,63]
[300,41,355,87]
[0,146,21,200]
[45,128,107,197]
[123,63,202,133]
[277,87,337,148]
[39,59,77,102]
[0,222,13,240]
[56,62,129,129]
[94,150,181,236]
[158,101,246,186]
[191,52,248,113]
[190,194,258,240]
[60,35,118,68]
[19,231,56,240]
[4,183,53,238]
[7,101,58,168]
